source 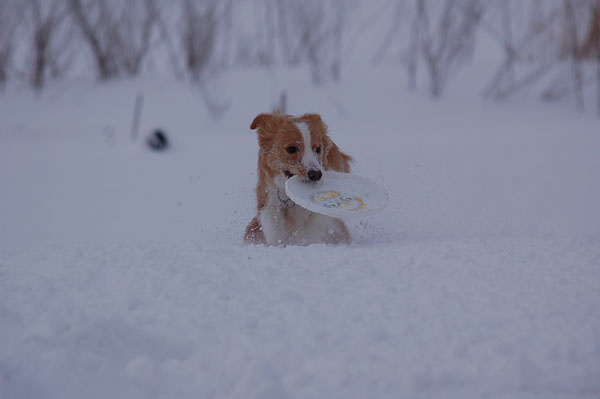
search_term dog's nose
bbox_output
[307,169,322,181]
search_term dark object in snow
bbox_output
[147,129,169,151]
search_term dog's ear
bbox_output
[250,112,282,149]
[322,135,334,169]
[323,136,352,173]
[250,113,272,130]
[299,113,323,125]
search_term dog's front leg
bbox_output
[244,216,266,244]
[326,218,351,244]
[305,214,351,245]
[259,207,289,246]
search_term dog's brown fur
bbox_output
[244,112,352,245]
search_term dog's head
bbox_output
[250,112,333,186]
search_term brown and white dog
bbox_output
[244,112,353,246]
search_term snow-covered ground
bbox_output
[1,62,600,398]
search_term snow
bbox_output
[2,238,600,398]
[2,63,600,397]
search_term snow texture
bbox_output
[1,63,600,397]
[2,238,600,399]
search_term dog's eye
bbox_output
[315,146,321,154]
[286,146,298,154]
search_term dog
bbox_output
[244,111,353,246]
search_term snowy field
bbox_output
[2,61,600,398]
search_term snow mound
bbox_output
[2,237,600,398]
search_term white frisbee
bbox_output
[285,171,388,219]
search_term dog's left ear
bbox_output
[250,113,273,130]
[251,112,283,149]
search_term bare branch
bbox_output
[181,0,217,81]
[26,0,73,90]
[563,0,585,110]
[416,0,484,97]
[68,0,157,80]
[0,0,23,87]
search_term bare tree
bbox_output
[219,0,234,68]
[330,0,346,81]
[181,0,217,81]
[273,0,349,85]
[577,0,600,115]
[372,1,407,65]
[483,2,561,100]
[596,2,600,116]
[562,0,585,110]
[274,0,300,65]
[178,0,230,117]
[597,33,600,116]
[297,1,329,84]
[68,0,157,80]
[0,0,23,87]
[147,0,185,80]
[483,0,598,113]
[233,0,274,66]
[69,0,117,79]
[261,0,277,66]
[579,0,600,59]
[415,0,485,97]
[114,0,156,75]
[26,0,73,90]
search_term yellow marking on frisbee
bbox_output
[311,190,367,211]
[311,190,341,202]
[351,196,366,211]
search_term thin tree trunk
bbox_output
[153,3,184,80]
[69,0,116,80]
[597,29,600,116]
[407,0,420,90]
[564,0,585,111]
[331,0,345,81]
